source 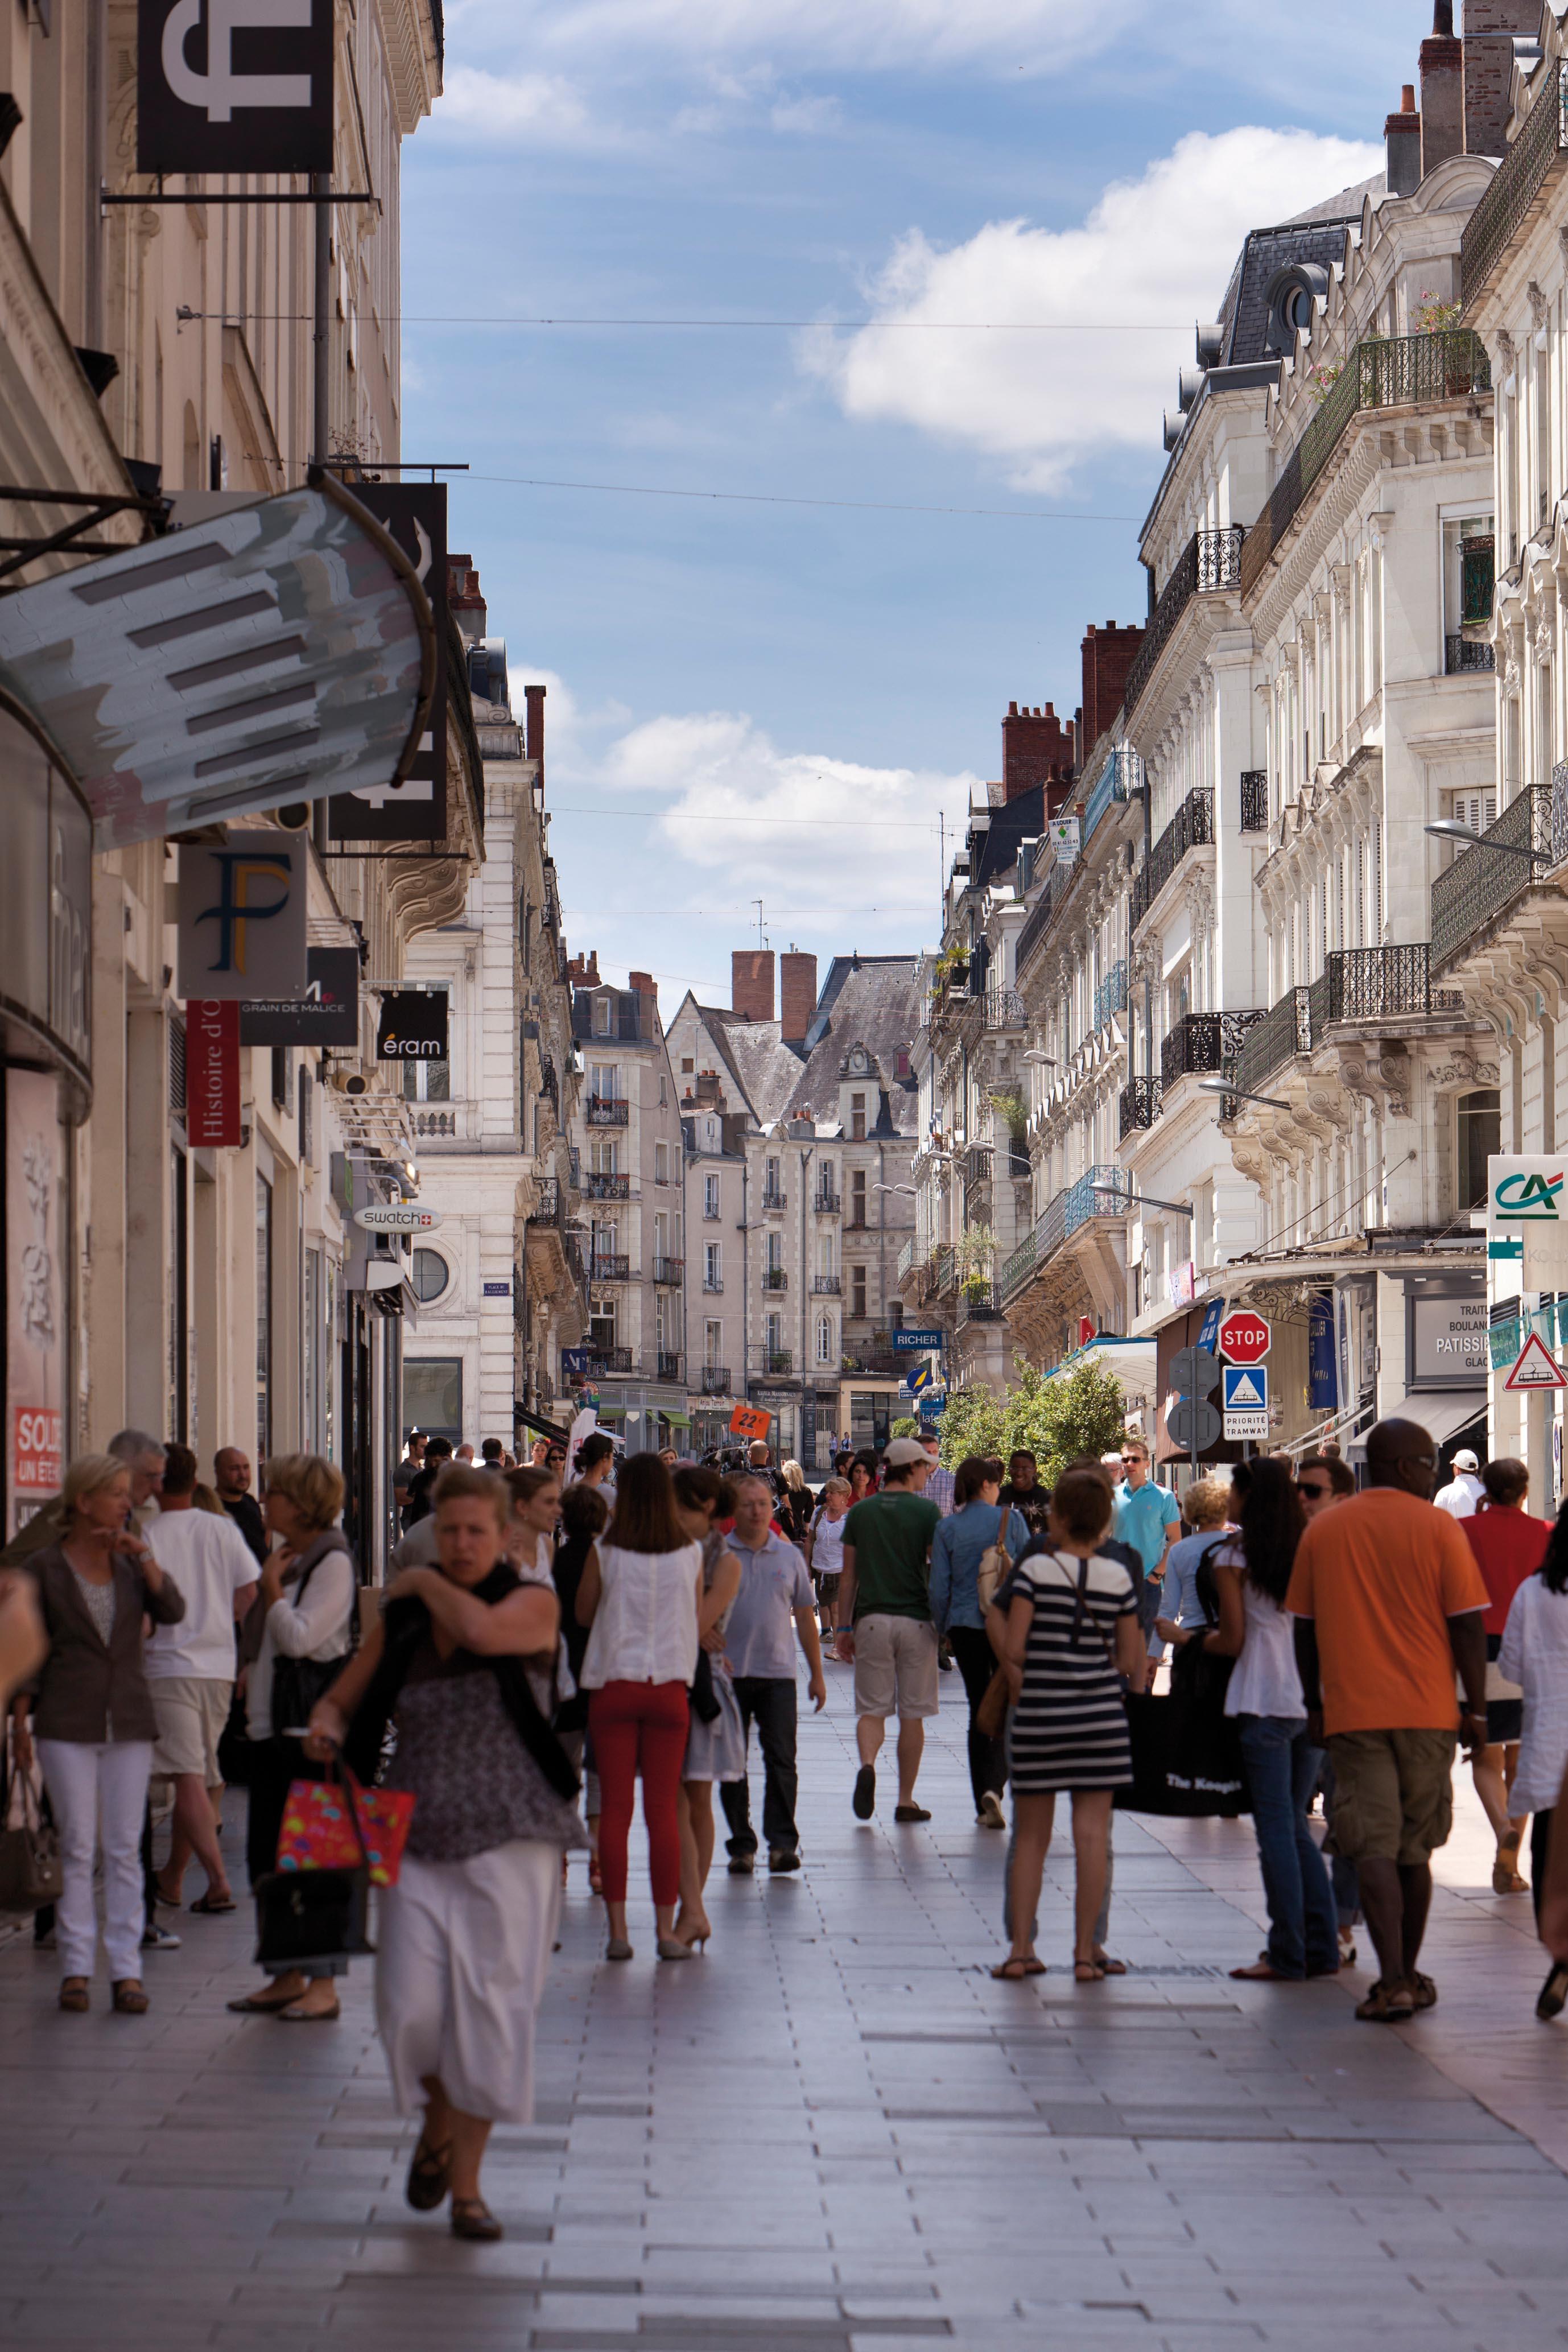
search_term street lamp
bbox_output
[873,1183,917,1195]
[1196,1078,1293,1111]
[1424,818,1552,865]
[1022,1050,1058,1066]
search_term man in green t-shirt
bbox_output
[834,1439,943,1824]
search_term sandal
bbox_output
[406,2131,452,2211]
[1229,1959,1299,1980]
[276,1998,340,2022]
[1407,1971,1438,2011]
[57,1977,89,2013]
[1093,1954,1128,1976]
[190,1892,237,1915]
[1495,1834,1528,1895]
[227,1983,307,2015]
[1355,1979,1415,2022]
[990,1957,1034,1980]
[1074,1959,1106,1982]
[111,1979,149,2013]
[450,2196,504,2242]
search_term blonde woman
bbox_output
[228,1454,356,2022]
[10,1453,185,2012]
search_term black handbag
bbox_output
[0,1745,63,1913]
[689,1647,721,1725]
[1117,1540,1248,1818]
[252,1758,374,1972]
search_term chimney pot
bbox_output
[1401,81,1416,110]
[779,950,818,1046]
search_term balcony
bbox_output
[761,1187,787,1212]
[1239,771,1269,833]
[653,1256,684,1286]
[586,1096,629,1127]
[1123,528,1244,719]
[811,1273,842,1295]
[1093,960,1128,1029]
[588,1253,630,1282]
[1461,56,1568,306]
[1240,330,1492,597]
[814,1187,841,1214]
[1119,1075,1163,1138]
[526,1177,561,1223]
[702,1273,724,1294]
[763,1267,788,1291]
[1014,852,1079,977]
[756,1349,794,1377]
[1082,744,1138,845]
[984,988,1025,1030]
[1229,947,1451,1096]
[584,1171,630,1202]
[1131,789,1213,934]
[957,1281,1002,1326]
[655,1352,683,1381]
[1233,988,1312,1097]
[411,1109,457,1138]
[1433,786,1553,968]
[1445,635,1495,675]
[567,1346,632,1379]
[896,1237,915,1281]
[1000,1163,1131,1306]
[1160,1009,1264,1090]
[932,1248,957,1295]
[959,1144,993,1189]
[698,1365,731,1394]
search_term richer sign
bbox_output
[1218,1309,1270,1367]
[138,0,335,176]
[892,1328,944,1354]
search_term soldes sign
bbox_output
[376,990,447,1061]
[138,0,335,176]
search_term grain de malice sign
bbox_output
[138,0,335,176]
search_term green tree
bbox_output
[940,1358,1128,1488]
[890,1415,922,1439]
[936,1383,1006,1468]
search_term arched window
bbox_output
[816,1315,833,1365]
[411,1248,450,1303]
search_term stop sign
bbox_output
[1218,1309,1270,1366]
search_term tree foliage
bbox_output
[938,1359,1129,1490]
[890,1415,922,1439]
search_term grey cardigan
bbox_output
[26,1544,186,1743]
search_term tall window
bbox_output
[818,1158,835,1200]
[655,1140,669,1183]
[1458,1088,1500,1210]
[851,1092,866,1141]
[851,1264,867,1319]
[851,1170,867,1227]
[765,1154,781,1199]
[816,1315,833,1365]
[589,1061,620,1101]
[704,1172,720,1219]
[402,1058,449,1101]
[704,1318,723,1365]
[704,1241,722,1289]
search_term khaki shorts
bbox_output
[151,1677,233,1784]
[1327,1728,1457,1867]
[852,1614,939,1722]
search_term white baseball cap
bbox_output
[1452,1448,1480,1472]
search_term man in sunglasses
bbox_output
[1295,1455,1355,1522]
[1286,1419,1489,2021]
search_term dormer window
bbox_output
[593,995,613,1037]
[1263,263,1329,357]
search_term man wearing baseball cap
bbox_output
[834,1438,942,1823]
[1433,1447,1485,1521]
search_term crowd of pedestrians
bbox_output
[11,1402,1568,2242]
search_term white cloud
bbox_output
[433,64,597,145]
[803,126,1382,492]
[770,92,844,136]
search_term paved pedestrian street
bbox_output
[3,1666,1567,2352]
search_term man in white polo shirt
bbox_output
[145,1443,260,1913]
[719,1475,826,1876]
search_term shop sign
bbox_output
[138,0,335,176]
[1486,1157,1568,1288]
[239,948,359,1046]
[5,1070,64,1534]
[186,1000,242,1146]
[353,1206,443,1232]
[376,991,448,1060]
[729,1404,771,1441]
[1307,1290,1338,1410]
[177,835,308,1001]
[329,484,448,840]
[892,1328,943,1353]
[1409,1290,1487,1387]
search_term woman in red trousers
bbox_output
[576,1453,703,1962]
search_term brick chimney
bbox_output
[1385,84,1421,195]
[1001,702,1075,802]
[1420,1,1463,178]
[1463,2,1540,158]
[731,950,775,1022]
[524,683,546,784]
[629,969,658,1038]
[780,951,818,1046]
[1080,621,1145,755]
[567,950,600,990]
[447,554,486,642]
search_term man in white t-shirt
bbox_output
[145,1445,260,1912]
[1433,1447,1486,1520]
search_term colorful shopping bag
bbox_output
[277,1772,415,1887]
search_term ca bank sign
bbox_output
[1487,1156,1568,1286]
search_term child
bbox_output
[806,1477,852,1641]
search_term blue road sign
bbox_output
[892,1328,944,1354]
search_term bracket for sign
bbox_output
[101,184,381,210]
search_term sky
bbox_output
[400,0,1414,1009]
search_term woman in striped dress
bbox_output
[995,1468,1144,1983]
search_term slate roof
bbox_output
[1215,177,1385,366]
[678,955,921,1141]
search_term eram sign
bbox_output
[1504,1331,1568,1393]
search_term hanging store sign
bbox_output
[239,947,360,1046]
[729,1404,773,1442]
[6,1070,65,1536]
[137,0,335,176]
[353,1205,443,1233]
[177,833,308,1001]
[185,999,242,1147]
[376,991,448,1061]
[0,479,434,849]
[1307,1290,1338,1410]
[329,484,448,841]
[1486,1157,1568,1289]
[892,1327,944,1354]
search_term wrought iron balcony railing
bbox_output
[1123,529,1244,719]
[756,1349,794,1376]
[526,1177,560,1223]
[1082,744,1140,845]
[814,1187,841,1214]
[586,1096,629,1126]
[959,1145,993,1189]
[956,1282,1002,1326]
[1232,987,1312,1096]
[1239,771,1269,833]
[1461,57,1568,306]
[655,1352,683,1381]
[1433,786,1553,967]
[1445,635,1495,675]
[702,1273,724,1293]
[1094,960,1128,1028]
[1130,789,1214,934]
[763,1267,788,1291]
[698,1365,731,1394]
[984,988,1026,1030]
[1119,1075,1162,1138]
[761,1187,787,1211]
[1309,944,1437,1027]
[1160,1009,1264,1089]
[588,1253,630,1281]
[584,1171,629,1200]
[811,1273,842,1295]
[567,1346,632,1378]
[653,1257,684,1285]
[1001,1163,1130,1305]
[1240,331,1492,597]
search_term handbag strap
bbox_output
[1043,1550,1117,1669]
[328,1755,375,1872]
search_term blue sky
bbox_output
[401,0,1413,1006]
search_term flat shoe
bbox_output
[276,2000,340,2021]
[228,1985,307,2015]
[727,1854,756,1875]
[450,2197,503,2242]
[852,1765,876,1821]
[893,1803,931,1823]
[111,1980,149,2013]
[977,1791,1006,1829]
[1355,1979,1415,2021]
[657,1936,695,1961]
[1094,1954,1128,1976]
[57,1978,89,2012]
[406,2132,452,2211]
[189,1892,237,1914]
[605,1938,634,1962]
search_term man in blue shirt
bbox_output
[1113,1438,1180,1647]
[720,1476,827,1876]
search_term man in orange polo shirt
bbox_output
[1287,1417,1488,2023]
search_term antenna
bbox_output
[753,898,768,950]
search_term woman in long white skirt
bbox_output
[308,1464,584,2240]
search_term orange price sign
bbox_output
[729,1404,772,1442]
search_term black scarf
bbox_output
[343,1562,580,1801]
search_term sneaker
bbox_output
[768,1848,801,1874]
[852,1764,876,1821]
[727,1852,756,1875]
[142,1921,182,1953]
[977,1791,1006,1830]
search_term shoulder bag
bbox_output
[0,1738,63,1912]
[270,1543,354,1738]
[1118,1536,1248,1819]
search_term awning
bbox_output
[513,1402,571,1443]
[660,1410,692,1430]
[1346,1389,1486,1464]
[0,472,434,848]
